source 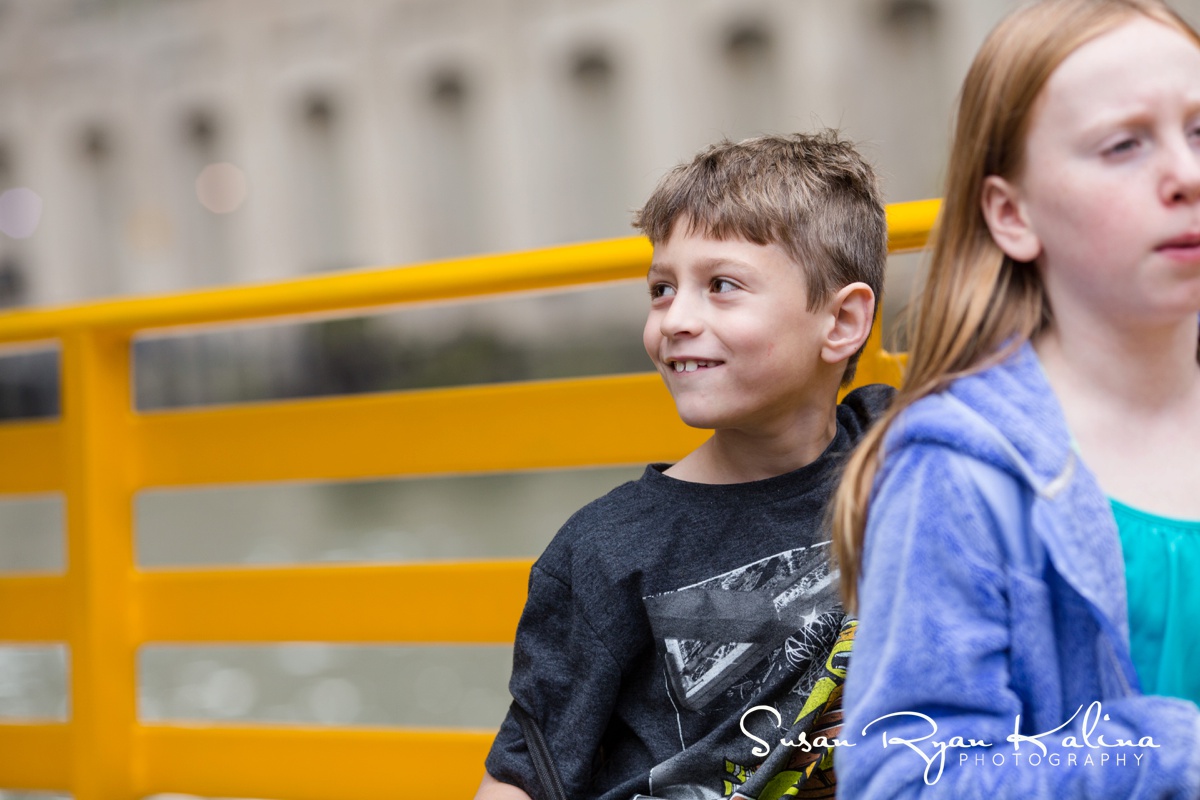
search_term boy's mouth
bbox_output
[667,359,722,373]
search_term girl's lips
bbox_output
[1156,238,1200,264]
[1158,232,1200,250]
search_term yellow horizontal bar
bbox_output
[0,420,65,494]
[137,561,531,643]
[0,576,69,641]
[134,374,707,487]
[887,198,940,254]
[0,238,653,344]
[0,722,71,789]
[0,200,937,345]
[138,723,492,800]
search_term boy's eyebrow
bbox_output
[690,257,759,276]
[704,258,756,274]
[647,257,761,280]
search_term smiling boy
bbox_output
[476,132,893,800]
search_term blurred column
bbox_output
[76,125,127,299]
[716,18,784,141]
[416,66,486,260]
[552,45,629,243]
[0,141,30,309]
[179,109,242,288]
[292,92,354,273]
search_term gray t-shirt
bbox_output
[486,384,893,800]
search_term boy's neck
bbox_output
[664,405,839,485]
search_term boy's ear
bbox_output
[981,175,1041,263]
[821,282,874,367]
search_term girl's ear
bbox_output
[981,175,1042,263]
[821,282,875,368]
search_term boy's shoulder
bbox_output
[557,467,659,534]
[541,382,894,568]
[536,466,667,569]
[837,382,895,443]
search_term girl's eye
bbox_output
[711,278,738,293]
[1105,137,1140,156]
[649,283,676,299]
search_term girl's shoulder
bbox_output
[888,344,1074,492]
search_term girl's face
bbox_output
[989,16,1200,331]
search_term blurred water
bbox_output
[139,643,517,729]
[0,468,638,800]
[0,466,641,733]
[0,496,69,718]
[133,466,641,730]
[137,469,643,566]
[0,495,62,572]
[0,646,68,720]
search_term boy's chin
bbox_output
[672,406,735,431]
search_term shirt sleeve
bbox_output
[838,443,1200,799]
[485,561,624,800]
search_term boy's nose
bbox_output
[659,292,704,337]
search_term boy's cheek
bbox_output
[642,319,662,364]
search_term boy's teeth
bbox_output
[670,359,719,372]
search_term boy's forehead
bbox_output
[659,213,801,256]
[649,224,808,283]
[657,226,758,261]
[664,214,743,246]
[654,217,790,257]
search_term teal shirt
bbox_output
[1114,498,1200,706]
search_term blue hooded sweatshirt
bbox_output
[839,343,1200,798]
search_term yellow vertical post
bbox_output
[62,329,138,800]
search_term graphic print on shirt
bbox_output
[725,619,855,800]
[643,545,839,712]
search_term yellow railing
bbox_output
[0,198,939,800]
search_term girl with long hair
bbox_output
[833,0,1200,795]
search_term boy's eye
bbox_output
[649,283,676,299]
[710,278,738,293]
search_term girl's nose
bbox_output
[1162,139,1200,204]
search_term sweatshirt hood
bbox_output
[886,341,1076,496]
[883,341,1133,651]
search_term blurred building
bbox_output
[3,0,1184,306]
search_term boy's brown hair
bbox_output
[632,130,886,383]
